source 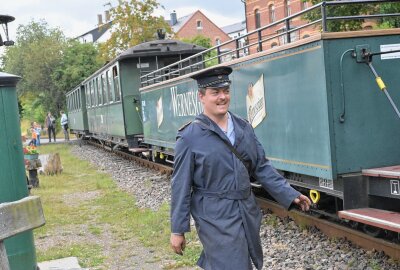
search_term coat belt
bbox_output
[192,186,251,200]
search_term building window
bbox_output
[197,20,203,29]
[269,5,275,23]
[301,0,308,10]
[285,0,291,17]
[215,38,221,45]
[255,9,261,29]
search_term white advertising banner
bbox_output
[246,74,266,128]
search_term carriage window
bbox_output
[101,74,107,104]
[97,77,102,105]
[92,81,95,107]
[113,66,121,102]
[74,90,77,111]
[78,89,81,110]
[93,79,98,107]
[67,95,70,111]
[90,81,95,107]
[107,70,114,103]
[86,84,90,108]
[73,92,76,111]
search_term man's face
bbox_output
[199,86,230,118]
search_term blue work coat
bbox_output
[171,112,300,270]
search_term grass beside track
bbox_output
[32,144,201,269]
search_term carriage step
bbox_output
[338,208,400,233]
[362,165,400,179]
[128,147,148,153]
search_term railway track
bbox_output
[85,139,173,175]
[82,139,400,261]
[256,197,400,261]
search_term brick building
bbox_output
[170,10,232,47]
[245,0,314,53]
[169,10,236,61]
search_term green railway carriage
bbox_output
[140,30,400,201]
[139,1,400,233]
[66,85,88,135]
[66,40,205,148]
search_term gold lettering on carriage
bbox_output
[171,86,203,117]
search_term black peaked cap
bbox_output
[190,66,232,88]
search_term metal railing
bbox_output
[140,0,400,87]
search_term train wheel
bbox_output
[348,221,359,230]
[362,224,383,237]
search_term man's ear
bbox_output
[198,91,204,102]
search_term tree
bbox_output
[379,3,400,28]
[1,20,102,120]
[52,40,103,109]
[302,0,374,32]
[99,0,172,61]
[181,35,218,67]
[2,20,66,117]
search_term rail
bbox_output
[140,0,400,87]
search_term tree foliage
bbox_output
[2,20,66,117]
[52,40,103,106]
[303,0,373,32]
[1,20,101,121]
[378,3,400,28]
[99,0,172,61]
[302,1,400,32]
[181,35,218,67]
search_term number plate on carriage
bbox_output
[319,178,333,190]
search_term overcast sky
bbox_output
[1,0,245,41]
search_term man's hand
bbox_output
[170,234,186,255]
[293,194,311,211]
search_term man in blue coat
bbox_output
[170,66,311,270]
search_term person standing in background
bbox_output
[34,122,41,146]
[60,110,69,141]
[28,127,37,146]
[45,112,56,142]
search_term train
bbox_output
[67,0,400,238]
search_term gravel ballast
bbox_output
[68,143,399,270]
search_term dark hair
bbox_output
[198,88,206,95]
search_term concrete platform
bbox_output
[38,257,87,270]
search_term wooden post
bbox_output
[0,196,45,270]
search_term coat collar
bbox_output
[195,112,247,147]
[230,113,246,148]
